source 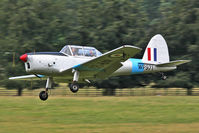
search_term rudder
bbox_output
[142,34,170,64]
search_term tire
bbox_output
[162,75,167,80]
[70,83,79,93]
[39,91,48,101]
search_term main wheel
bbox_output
[69,83,79,93]
[39,91,48,101]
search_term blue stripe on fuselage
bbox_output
[72,64,81,69]
[38,75,45,78]
[129,58,144,74]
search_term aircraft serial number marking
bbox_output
[138,63,153,71]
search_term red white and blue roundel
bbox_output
[147,48,157,61]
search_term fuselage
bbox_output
[23,52,176,82]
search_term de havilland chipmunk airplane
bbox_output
[9,34,190,101]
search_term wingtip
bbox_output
[9,77,16,80]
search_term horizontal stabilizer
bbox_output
[9,75,46,80]
[156,60,191,67]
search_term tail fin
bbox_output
[142,34,169,64]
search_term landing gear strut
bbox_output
[39,77,52,101]
[70,70,80,93]
[160,72,167,80]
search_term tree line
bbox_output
[0,0,198,95]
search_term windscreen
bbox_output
[60,45,72,55]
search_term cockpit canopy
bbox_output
[60,45,102,57]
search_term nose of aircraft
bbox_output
[20,54,28,62]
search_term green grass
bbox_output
[0,96,199,133]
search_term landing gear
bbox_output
[69,82,79,93]
[39,77,53,101]
[39,90,48,101]
[160,73,167,80]
[70,69,80,93]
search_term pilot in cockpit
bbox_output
[72,47,78,56]
[89,49,95,57]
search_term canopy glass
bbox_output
[60,45,102,57]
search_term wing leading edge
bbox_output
[9,75,46,80]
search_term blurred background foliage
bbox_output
[0,0,198,95]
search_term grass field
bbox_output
[0,96,199,133]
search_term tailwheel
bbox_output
[69,82,79,93]
[160,72,167,80]
[39,90,48,101]
[161,75,167,80]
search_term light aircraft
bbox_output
[9,34,190,101]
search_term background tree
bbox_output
[0,0,198,95]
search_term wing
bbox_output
[60,45,141,79]
[156,60,191,67]
[9,74,46,80]
[9,74,75,83]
